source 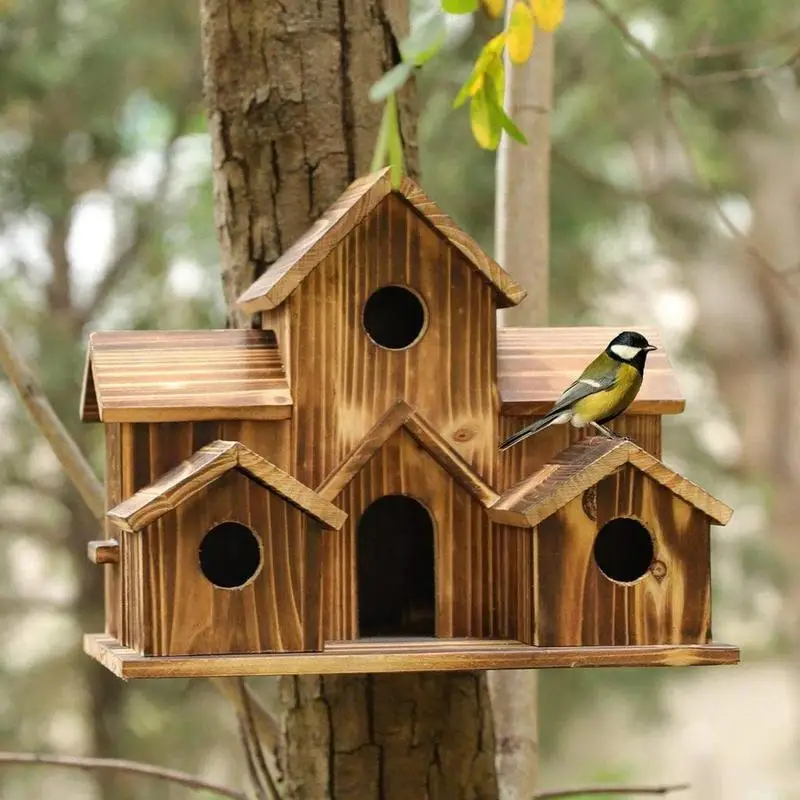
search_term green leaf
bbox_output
[402,6,447,65]
[442,0,478,13]
[470,86,502,150]
[452,33,507,109]
[370,100,393,173]
[386,95,405,186]
[368,62,413,103]
[485,76,529,145]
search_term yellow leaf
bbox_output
[507,2,535,63]
[470,86,502,150]
[532,0,565,32]
[486,54,505,106]
[479,0,505,18]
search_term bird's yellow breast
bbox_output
[572,364,643,424]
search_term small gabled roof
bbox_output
[107,440,346,533]
[317,401,499,508]
[80,329,292,423]
[489,436,732,528]
[498,326,685,416]
[236,168,527,314]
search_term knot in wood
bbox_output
[650,560,667,581]
[452,425,476,443]
[582,486,597,520]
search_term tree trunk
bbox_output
[199,2,499,797]
[490,20,556,800]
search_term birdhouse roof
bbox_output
[497,326,685,415]
[106,440,346,532]
[236,168,527,314]
[80,329,292,423]
[317,400,499,508]
[489,436,732,527]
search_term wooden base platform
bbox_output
[85,634,740,679]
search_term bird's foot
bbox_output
[590,422,621,440]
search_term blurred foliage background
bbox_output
[1,0,799,797]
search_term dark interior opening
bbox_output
[199,521,262,589]
[362,285,426,350]
[357,494,436,637]
[593,517,654,583]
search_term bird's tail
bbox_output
[499,409,569,452]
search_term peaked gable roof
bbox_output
[107,440,346,533]
[80,329,292,423]
[236,168,527,314]
[317,401,499,507]
[498,326,685,415]
[489,436,732,528]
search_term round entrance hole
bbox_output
[593,517,654,584]
[198,521,262,589]
[362,285,427,350]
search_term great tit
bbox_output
[499,330,657,451]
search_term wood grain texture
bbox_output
[103,423,123,638]
[498,326,684,415]
[321,427,499,642]
[491,436,732,527]
[237,168,525,313]
[108,439,345,533]
[140,468,322,656]
[114,420,291,649]
[263,191,500,488]
[80,329,292,423]
[317,400,498,508]
[88,540,119,564]
[535,464,713,647]
[84,633,740,679]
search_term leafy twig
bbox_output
[0,751,247,800]
[535,783,690,799]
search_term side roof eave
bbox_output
[489,437,732,528]
[107,440,346,533]
[235,168,527,314]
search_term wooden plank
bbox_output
[237,168,526,313]
[535,465,712,648]
[88,540,120,564]
[108,441,240,532]
[498,326,684,415]
[80,329,292,422]
[271,191,500,490]
[237,444,347,530]
[145,468,317,656]
[104,423,123,637]
[490,436,732,528]
[325,427,492,642]
[84,633,741,679]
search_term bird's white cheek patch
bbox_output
[610,344,640,360]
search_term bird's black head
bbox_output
[605,330,657,373]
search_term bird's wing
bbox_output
[550,359,619,414]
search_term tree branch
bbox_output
[683,43,800,84]
[0,752,246,800]
[536,784,690,799]
[0,325,105,521]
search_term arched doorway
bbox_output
[356,494,436,637]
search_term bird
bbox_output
[499,330,657,452]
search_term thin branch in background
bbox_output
[234,678,281,800]
[585,0,693,94]
[0,324,105,521]
[0,752,246,800]
[668,26,800,61]
[535,783,690,799]
[683,42,800,84]
[662,92,800,301]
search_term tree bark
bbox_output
[490,20,556,800]
[200,2,499,797]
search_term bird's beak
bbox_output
[644,345,657,352]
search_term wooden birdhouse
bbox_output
[81,169,738,680]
